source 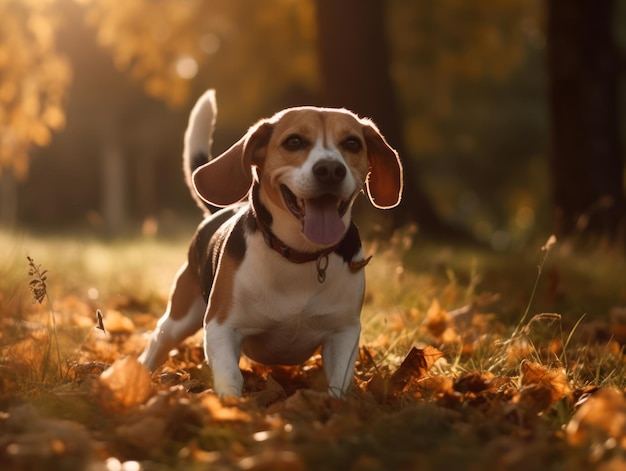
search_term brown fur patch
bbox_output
[205,249,241,325]
[169,263,202,321]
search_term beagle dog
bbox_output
[139,90,402,398]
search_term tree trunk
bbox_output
[101,127,127,234]
[0,169,18,228]
[546,0,624,245]
[135,150,156,220]
[315,0,457,237]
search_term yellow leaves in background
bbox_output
[82,0,318,113]
[0,0,318,178]
[0,0,71,178]
[83,0,209,106]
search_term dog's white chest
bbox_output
[223,235,365,364]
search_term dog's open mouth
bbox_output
[280,184,349,245]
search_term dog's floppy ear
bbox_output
[362,122,403,209]
[192,121,272,207]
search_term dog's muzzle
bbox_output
[280,184,351,246]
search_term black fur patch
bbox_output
[188,206,244,301]
[336,223,363,264]
[190,151,209,173]
[251,184,272,229]
[225,212,248,262]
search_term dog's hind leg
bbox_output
[139,262,206,371]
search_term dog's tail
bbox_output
[183,89,217,212]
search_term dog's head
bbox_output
[193,106,403,247]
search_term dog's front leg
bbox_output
[139,262,206,371]
[204,319,244,397]
[322,323,361,398]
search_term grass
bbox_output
[1,227,625,470]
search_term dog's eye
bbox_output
[341,136,363,153]
[282,134,308,152]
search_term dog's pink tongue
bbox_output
[303,196,345,245]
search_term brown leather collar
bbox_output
[253,209,340,264]
[253,209,343,283]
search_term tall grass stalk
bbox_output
[27,255,63,384]
[512,235,557,337]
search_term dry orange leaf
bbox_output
[454,371,497,395]
[389,346,444,393]
[201,393,252,422]
[102,309,135,334]
[3,403,93,468]
[98,356,153,413]
[566,388,626,448]
[423,299,460,344]
[518,360,571,412]
[520,360,570,396]
[238,450,305,471]
[368,346,444,403]
[424,299,449,338]
[116,416,167,451]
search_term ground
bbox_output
[1,228,625,470]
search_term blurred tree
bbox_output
[316,0,536,238]
[387,0,547,246]
[546,0,624,246]
[315,0,449,236]
[0,0,71,226]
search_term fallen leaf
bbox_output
[518,360,571,413]
[2,403,93,469]
[454,371,496,395]
[201,393,252,422]
[68,361,109,382]
[98,356,153,413]
[238,450,305,471]
[423,299,449,338]
[506,338,535,367]
[102,309,135,334]
[357,346,378,372]
[267,389,333,421]
[566,388,626,449]
[390,346,444,392]
[116,416,167,451]
[610,325,626,344]
[249,375,287,408]
[415,375,454,399]
[365,368,392,403]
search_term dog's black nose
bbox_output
[313,159,347,185]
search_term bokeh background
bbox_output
[1,0,624,250]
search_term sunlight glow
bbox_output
[175,56,198,79]
[200,33,221,55]
[105,457,143,471]
[490,230,510,251]
[515,206,535,230]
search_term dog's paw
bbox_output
[212,372,244,398]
